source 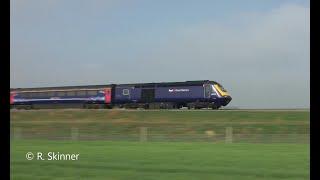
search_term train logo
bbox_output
[168,88,190,92]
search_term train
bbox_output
[10,80,232,109]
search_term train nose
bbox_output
[222,96,232,106]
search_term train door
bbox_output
[111,84,116,103]
[10,92,15,104]
[204,84,211,98]
[122,88,131,101]
[141,89,155,102]
[104,88,111,103]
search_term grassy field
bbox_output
[11,140,309,180]
[10,109,310,179]
[10,109,309,142]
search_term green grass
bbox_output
[11,140,309,180]
[11,110,310,179]
[10,110,310,142]
[11,109,309,123]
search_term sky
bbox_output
[10,0,310,109]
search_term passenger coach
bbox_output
[10,80,232,109]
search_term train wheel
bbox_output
[105,104,112,109]
[187,103,195,109]
[211,105,220,110]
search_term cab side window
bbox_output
[204,84,211,98]
[123,89,129,95]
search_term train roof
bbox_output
[10,84,112,92]
[120,80,218,87]
[10,80,219,92]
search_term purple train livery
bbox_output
[10,80,231,109]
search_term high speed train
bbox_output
[10,80,232,109]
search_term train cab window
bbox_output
[66,91,76,97]
[77,91,86,96]
[210,85,217,95]
[204,84,211,98]
[123,89,129,95]
[87,90,98,96]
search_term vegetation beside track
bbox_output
[10,109,309,142]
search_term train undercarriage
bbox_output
[11,101,221,110]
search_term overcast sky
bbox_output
[10,0,310,108]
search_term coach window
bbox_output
[48,91,55,97]
[123,89,129,95]
[19,93,25,98]
[37,92,42,97]
[66,91,76,97]
[31,92,39,98]
[28,92,34,98]
[57,91,66,97]
[38,92,46,98]
[26,93,32,98]
[27,93,32,98]
[87,90,98,96]
[18,93,23,98]
[28,93,33,98]
[77,91,86,96]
